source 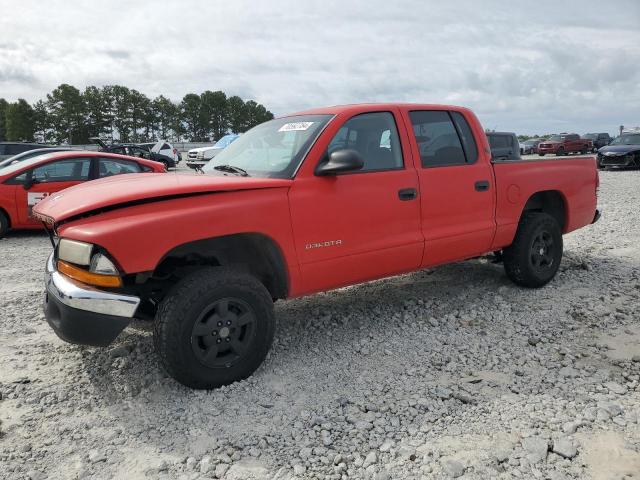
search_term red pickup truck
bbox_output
[34,104,600,389]
[537,133,592,156]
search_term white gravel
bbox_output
[1,170,639,480]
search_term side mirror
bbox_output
[23,177,34,190]
[315,149,364,176]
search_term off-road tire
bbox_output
[0,211,9,239]
[503,212,563,288]
[154,267,275,389]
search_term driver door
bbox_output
[15,157,92,225]
[288,110,423,294]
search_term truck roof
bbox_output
[288,103,471,117]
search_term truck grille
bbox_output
[188,152,198,159]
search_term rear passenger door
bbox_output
[404,109,496,266]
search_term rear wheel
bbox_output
[154,268,275,389]
[503,212,563,288]
[557,147,565,156]
[0,211,9,238]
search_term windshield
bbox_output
[582,134,597,140]
[524,140,538,146]
[610,134,640,145]
[203,115,333,178]
[547,135,564,142]
[214,134,240,149]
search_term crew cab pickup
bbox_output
[34,104,600,389]
[538,133,592,156]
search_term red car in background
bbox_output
[0,151,165,237]
[537,133,592,156]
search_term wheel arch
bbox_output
[0,205,12,228]
[520,190,568,232]
[153,232,289,299]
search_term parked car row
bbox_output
[516,133,614,157]
[90,138,180,169]
[186,133,240,170]
[0,149,166,238]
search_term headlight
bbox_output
[57,239,122,288]
[89,253,119,275]
[58,239,93,265]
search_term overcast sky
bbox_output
[1,0,639,135]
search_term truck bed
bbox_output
[491,155,598,249]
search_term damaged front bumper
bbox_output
[43,254,140,346]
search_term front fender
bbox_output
[57,188,299,278]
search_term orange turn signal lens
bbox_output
[57,260,123,288]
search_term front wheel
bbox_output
[503,212,563,288]
[154,268,276,389]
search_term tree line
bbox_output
[0,84,274,144]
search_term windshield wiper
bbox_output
[213,165,249,176]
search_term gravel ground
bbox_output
[1,169,639,480]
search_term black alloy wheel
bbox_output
[190,297,257,368]
[530,230,555,272]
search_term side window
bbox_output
[489,135,511,149]
[327,112,403,172]
[5,171,27,185]
[98,158,142,178]
[127,147,151,159]
[450,112,478,164]
[31,158,91,183]
[409,111,466,167]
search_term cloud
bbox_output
[102,49,131,60]
[0,0,638,133]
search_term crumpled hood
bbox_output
[598,145,640,155]
[33,172,292,223]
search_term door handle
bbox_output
[398,188,418,201]
[475,180,490,192]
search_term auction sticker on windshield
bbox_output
[278,122,314,132]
